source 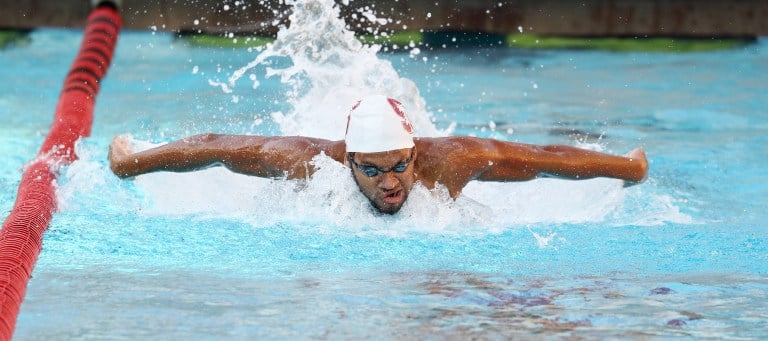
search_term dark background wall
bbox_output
[1,0,765,37]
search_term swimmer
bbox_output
[109,95,648,214]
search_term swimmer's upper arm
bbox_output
[417,137,540,196]
[221,136,341,179]
[430,137,569,183]
[472,139,542,182]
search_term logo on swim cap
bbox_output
[387,98,414,134]
[345,95,415,153]
[345,99,362,137]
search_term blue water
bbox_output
[2,27,767,339]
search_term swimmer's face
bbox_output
[347,147,416,214]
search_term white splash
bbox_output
[528,227,558,249]
[212,0,447,140]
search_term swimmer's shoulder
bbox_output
[415,136,486,152]
[415,136,502,168]
[311,138,345,162]
[262,136,345,162]
[413,136,466,165]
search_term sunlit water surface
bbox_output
[1,1,767,338]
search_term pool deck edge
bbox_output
[0,0,765,37]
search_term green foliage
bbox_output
[173,31,749,53]
[179,34,274,48]
[506,34,751,52]
[0,30,31,49]
[358,31,422,47]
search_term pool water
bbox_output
[2,2,767,338]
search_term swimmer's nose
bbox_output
[378,172,398,190]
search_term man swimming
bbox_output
[109,95,648,214]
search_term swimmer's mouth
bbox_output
[382,190,403,204]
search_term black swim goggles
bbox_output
[347,147,415,177]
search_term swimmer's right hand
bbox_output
[108,135,135,178]
[622,147,648,187]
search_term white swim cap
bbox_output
[344,95,415,153]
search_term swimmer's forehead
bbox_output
[352,148,413,164]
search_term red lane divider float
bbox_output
[0,5,121,338]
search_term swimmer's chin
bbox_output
[375,206,402,215]
[371,199,406,215]
[373,206,400,215]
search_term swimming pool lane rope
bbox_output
[0,4,121,338]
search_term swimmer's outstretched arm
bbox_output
[475,139,648,184]
[108,134,344,179]
[420,137,648,194]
